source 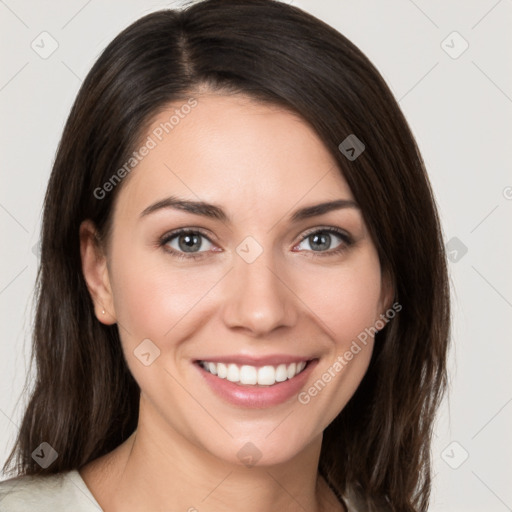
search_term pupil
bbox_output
[311,233,330,251]
[179,233,201,252]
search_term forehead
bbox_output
[115,94,354,221]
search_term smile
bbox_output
[198,360,308,386]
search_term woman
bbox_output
[0,1,450,510]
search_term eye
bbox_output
[294,227,353,256]
[159,226,353,261]
[160,229,215,260]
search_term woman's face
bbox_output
[85,93,391,466]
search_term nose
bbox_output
[220,247,298,337]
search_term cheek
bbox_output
[108,251,221,410]
[109,247,223,345]
[292,252,383,422]
[295,252,384,345]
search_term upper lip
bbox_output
[195,354,316,366]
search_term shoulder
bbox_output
[0,470,102,512]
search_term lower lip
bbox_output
[195,360,318,408]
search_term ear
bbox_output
[79,219,117,325]
[378,267,395,319]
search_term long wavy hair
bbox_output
[3,1,450,510]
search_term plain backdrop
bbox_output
[1,1,511,510]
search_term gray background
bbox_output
[1,1,511,510]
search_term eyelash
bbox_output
[159,227,353,261]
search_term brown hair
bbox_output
[3,1,450,510]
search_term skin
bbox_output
[79,93,392,512]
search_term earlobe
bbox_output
[79,220,117,325]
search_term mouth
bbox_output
[193,357,318,408]
[196,360,310,386]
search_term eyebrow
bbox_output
[139,196,359,223]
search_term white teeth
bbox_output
[226,364,239,382]
[275,364,288,382]
[217,362,227,379]
[199,360,308,386]
[240,365,257,384]
[257,365,276,386]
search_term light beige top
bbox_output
[0,470,101,511]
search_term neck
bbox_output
[80,398,344,512]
